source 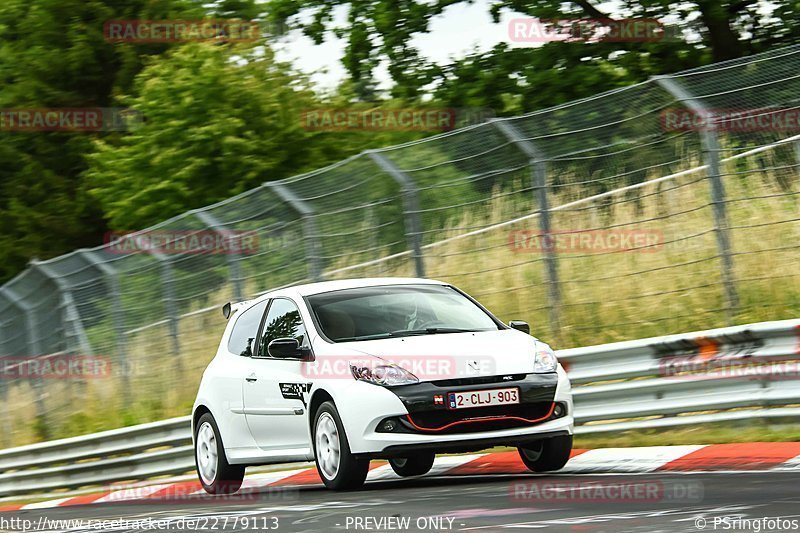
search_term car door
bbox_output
[243,297,312,453]
[216,298,269,450]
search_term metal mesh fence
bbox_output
[1,45,799,446]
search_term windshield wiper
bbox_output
[335,328,479,342]
[390,327,477,337]
[334,332,395,342]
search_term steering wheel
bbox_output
[414,319,449,330]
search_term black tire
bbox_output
[313,401,370,490]
[195,413,245,494]
[518,434,573,472]
[389,453,436,477]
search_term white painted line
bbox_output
[21,497,75,510]
[366,463,398,482]
[771,453,800,471]
[94,483,173,503]
[560,445,707,473]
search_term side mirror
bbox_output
[509,320,530,335]
[268,338,304,359]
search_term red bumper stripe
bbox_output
[406,403,557,433]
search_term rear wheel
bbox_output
[389,453,435,477]
[518,435,573,472]
[313,401,370,490]
[195,413,245,494]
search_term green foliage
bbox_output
[86,43,326,230]
[0,0,223,283]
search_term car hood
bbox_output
[332,329,540,381]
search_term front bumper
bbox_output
[334,365,573,455]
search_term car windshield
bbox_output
[307,284,502,342]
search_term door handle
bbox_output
[246,374,258,383]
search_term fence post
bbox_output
[655,76,739,324]
[795,139,800,174]
[0,380,8,447]
[0,295,11,447]
[0,286,50,440]
[193,210,244,301]
[367,151,426,278]
[148,250,182,365]
[492,119,561,338]
[29,261,93,357]
[79,251,131,406]
[266,182,323,282]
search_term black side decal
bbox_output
[280,383,313,407]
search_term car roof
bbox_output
[227,278,449,317]
[292,277,445,297]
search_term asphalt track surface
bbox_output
[2,470,799,533]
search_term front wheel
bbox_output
[195,413,245,494]
[313,401,370,490]
[518,434,573,472]
[389,453,435,477]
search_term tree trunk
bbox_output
[698,1,743,62]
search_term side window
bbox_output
[257,298,308,356]
[227,300,269,356]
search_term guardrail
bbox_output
[1,318,798,497]
[561,318,800,433]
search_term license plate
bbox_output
[447,387,520,409]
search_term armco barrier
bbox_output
[0,318,798,497]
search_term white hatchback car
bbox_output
[193,278,573,492]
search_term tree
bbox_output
[0,0,260,282]
[86,43,335,230]
[265,0,798,109]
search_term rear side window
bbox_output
[227,300,268,355]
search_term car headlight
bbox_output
[534,342,558,373]
[350,363,419,386]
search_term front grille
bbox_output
[430,374,527,388]
[404,402,554,434]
